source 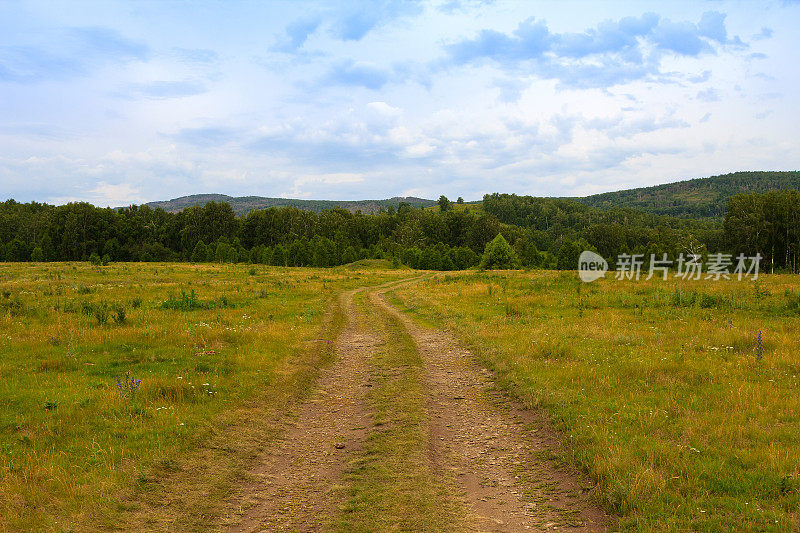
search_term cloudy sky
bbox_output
[1,0,798,206]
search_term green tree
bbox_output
[556,239,594,270]
[102,238,121,261]
[31,246,44,262]
[400,247,421,269]
[215,240,233,263]
[272,244,287,266]
[191,240,208,263]
[514,238,543,268]
[479,234,520,270]
[341,245,358,264]
[420,247,443,270]
[7,238,28,261]
[438,195,453,212]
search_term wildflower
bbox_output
[115,372,141,399]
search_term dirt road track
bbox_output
[227,285,379,532]
[226,278,609,532]
[371,282,608,532]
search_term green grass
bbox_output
[389,271,800,531]
[5,261,798,531]
[0,262,409,531]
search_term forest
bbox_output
[574,170,800,219]
[0,187,798,273]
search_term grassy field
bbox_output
[3,262,799,531]
[389,271,800,531]
[0,262,408,531]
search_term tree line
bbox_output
[0,189,794,271]
[0,199,496,269]
[724,189,800,274]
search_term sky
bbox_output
[1,0,798,206]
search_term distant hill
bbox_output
[144,171,800,219]
[573,171,800,219]
[146,194,437,215]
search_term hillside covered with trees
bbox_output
[146,194,437,215]
[1,174,799,273]
[573,171,800,219]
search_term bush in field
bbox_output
[93,305,109,325]
[479,234,521,270]
[0,294,26,316]
[116,372,141,399]
[786,290,800,314]
[113,306,126,325]
[160,289,205,310]
[159,289,237,311]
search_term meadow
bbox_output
[0,261,408,531]
[389,271,800,531]
[2,261,799,531]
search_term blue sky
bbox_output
[1,0,798,206]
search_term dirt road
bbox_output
[226,278,609,531]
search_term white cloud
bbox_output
[0,1,797,204]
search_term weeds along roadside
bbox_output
[114,278,352,532]
[0,262,407,531]
[386,270,800,531]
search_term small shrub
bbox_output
[214,295,235,309]
[0,295,25,316]
[160,289,237,311]
[160,289,205,311]
[93,305,109,325]
[785,291,800,315]
[753,280,769,299]
[80,300,93,315]
[504,301,523,317]
[113,306,126,325]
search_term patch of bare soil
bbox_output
[372,286,611,532]
[226,286,382,532]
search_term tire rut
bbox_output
[371,284,610,532]
[226,286,384,532]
